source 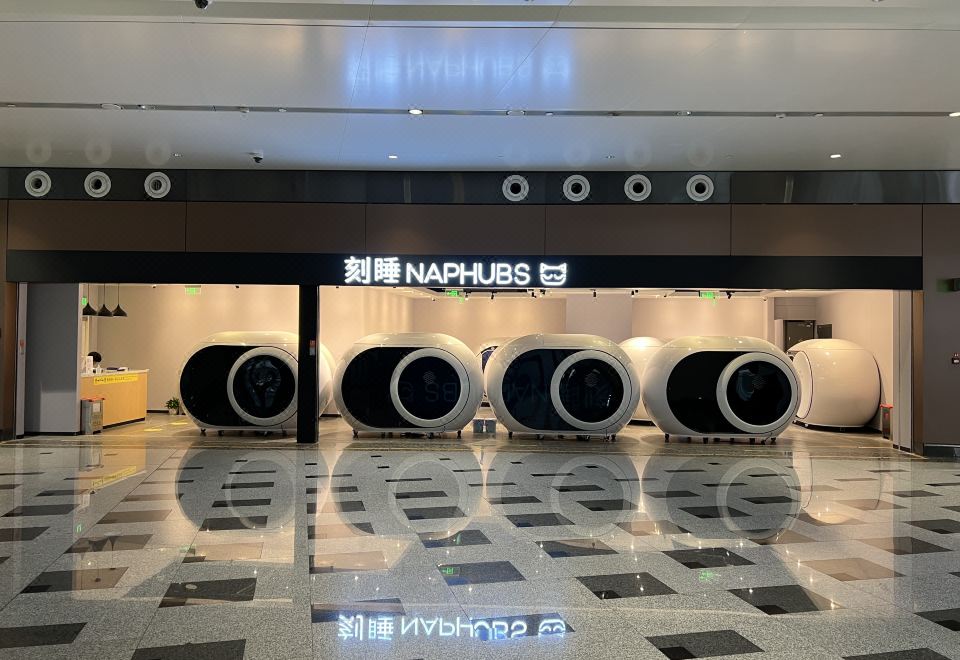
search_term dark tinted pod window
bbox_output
[339,348,411,428]
[556,359,624,424]
[501,350,554,428]
[397,356,461,420]
[231,355,296,420]
[180,345,250,427]
[725,361,791,425]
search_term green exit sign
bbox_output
[81,296,88,306]
[185,286,202,296]
[440,566,459,576]
[446,289,460,297]
[699,291,716,300]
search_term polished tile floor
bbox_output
[0,418,958,659]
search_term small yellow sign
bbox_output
[93,373,140,385]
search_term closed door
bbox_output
[784,320,815,351]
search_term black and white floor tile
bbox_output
[0,418,958,659]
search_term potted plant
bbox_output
[165,397,181,415]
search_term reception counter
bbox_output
[80,370,149,428]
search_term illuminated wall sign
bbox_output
[337,613,570,642]
[344,257,568,288]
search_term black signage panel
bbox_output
[6,251,921,291]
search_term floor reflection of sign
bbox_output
[93,373,140,385]
[90,466,138,489]
[337,613,570,642]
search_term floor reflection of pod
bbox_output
[640,453,801,546]
[714,460,801,544]
[330,449,482,538]
[177,449,301,534]
[792,452,885,525]
[487,451,643,540]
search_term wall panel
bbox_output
[186,202,364,253]
[8,201,186,252]
[545,205,730,255]
[731,205,921,256]
[365,205,544,255]
[921,205,960,447]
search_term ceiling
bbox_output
[2,0,960,170]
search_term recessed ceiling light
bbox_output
[544,112,554,117]
[5,104,15,108]
[950,112,960,118]
[278,108,287,113]
[387,154,398,159]
[173,153,182,158]
[677,111,692,117]
[506,109,525,116]
[408,108,423,116]
[100,103,122,111]
[604,155,615,159]
[830,153,843,159]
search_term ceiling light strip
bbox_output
[1,102,957,119]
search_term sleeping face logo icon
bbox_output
[537,618,567,635]
[539,263,568,287]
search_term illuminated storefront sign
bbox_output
[344,257,568,287]
[337,613,570,642]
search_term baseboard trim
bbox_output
[923,444,960,458]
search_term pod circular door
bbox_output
[549,350,632,431]
[390,348,470,427]
[716,353,798,434]
[226,347,298,426]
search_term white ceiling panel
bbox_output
[2,1,960,170]
[335,114,960,170]
[0,108,348,169]
[496,28,960,112]
[2,108,958,170]
[0,22,366,107]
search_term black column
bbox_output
[297,285,319,444]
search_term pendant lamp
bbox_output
[81,284,97,316]
[97,283,113,317]
[111,284,127,317]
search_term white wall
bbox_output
[409,295,565,352]
[566,293,633,343]
[94,285,299,410]
[774,297,817,321]
[631,297,767,341]
[319,286,414,363]
[25,283,82,433]
[814,290,894,429]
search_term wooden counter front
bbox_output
[80,370,149,428]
